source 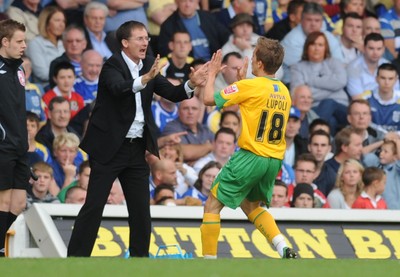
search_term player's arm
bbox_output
[202,50,224,106]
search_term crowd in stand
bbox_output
[1,0,399,210]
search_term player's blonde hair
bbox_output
[254,37,284,75]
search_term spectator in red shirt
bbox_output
[42,61,84,119]
[352,167,388,209]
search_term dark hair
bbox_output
[190,58,207,68]
[291,183,314,207]
[219,110,241,130]
[288,0,306,15]
[0,19,26,47]
[116,20,147,49]
[309,129,331,145]
[215,127,237,143]
[48,96,69,111]
[222,51,242,64]
[302,31,330,61]
[26,111,40,125]
[362,167,385,187]
[79,160,90,174]
[343,12,363,25]
[53,61,75,78]
[295,153,318,170]
[194,161,222,191]
[274,179,288,196]
[170,30,190,42]
[364,32,384,46]
[377,63,398,75]
[154,183,175,205]
[309,118,330,134]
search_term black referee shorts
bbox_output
[0,151,30,191]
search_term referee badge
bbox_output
[17,70,25,86]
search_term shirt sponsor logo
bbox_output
[223,84,239,95]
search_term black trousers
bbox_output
[67,138,151,257]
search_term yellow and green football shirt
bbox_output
[214,76,291,160]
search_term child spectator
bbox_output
[57,160,90,203]
[28,162,60,206]
[26,112,52,164]
[291,183,315,208]
[352,167,387,209]
[363,135,400,209]
[42,61,84,119]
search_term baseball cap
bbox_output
[229,13,255,29]
[289,106,301,120]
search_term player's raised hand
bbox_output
[208,50,225,77]
[189,61,209,87]
[237,56,248,81]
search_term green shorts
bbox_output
[210,149,282,209]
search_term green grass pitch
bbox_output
[1,258,399,277]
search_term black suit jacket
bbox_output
[80,53,191,164]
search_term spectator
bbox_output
[288,153,329,208]
[73,49,103,106]
[214,52,243,95]
[338,12,364,66]
[266,0,305,41]
[360,63,400,133]
[48,24,88,88]
[27,112,52,164]
[7,0,42,43]
[219,110,241,138]
[159,31,193,83]
[222,13,260,79]
[101,0,149,33]
[183,161,222,204]
[346,33,396,99]
[57,160,90,203]
[309,118,331,137]
[327,158,364,209]
[363,136,400,209]
[151,96,179,133]
[162,96,214,163]
[147,0,177,40]
[159,143,198,194]
[332,0,366,35]
[42,61,85,119]
[65,186,87,204]
[22,56,46,125]
[362,15,394,61]
[379,0,400,59]
[290,183,314,208]
[270,180,289,208]
[153,183,176,205]
[159,0,230,60]
[283,106,308,167]
[214,0,257,33]
[50,0,90,27]
[82,2,116,60]
[150,159,180,199]
[281,2,343,83]
[26,5,65,87]
[35,97,80,156]
[27,161,60,205]
[346,99,385,154]
[290,31,348,134]
[193,127,236,173]
[264,0,290,33]
[107,179,125,205]
[291,84,319,139]
[48,132,81,194]
[319,127,363,196]
[352,167,387,209]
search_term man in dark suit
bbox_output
[67,20,207,257]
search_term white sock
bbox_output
[271,234,287,258]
